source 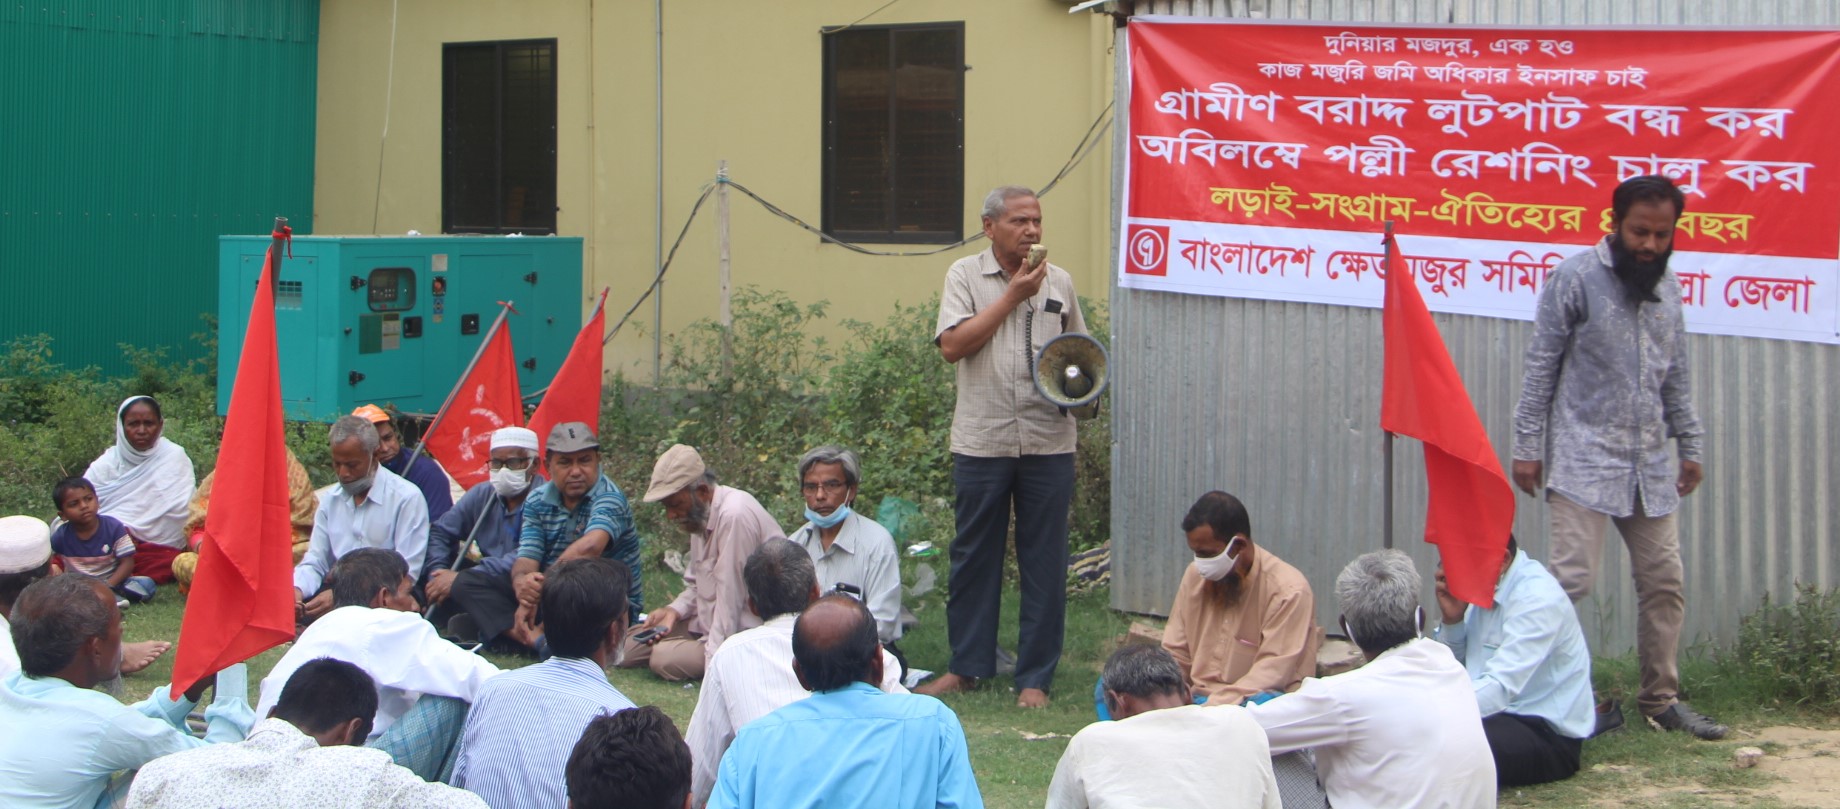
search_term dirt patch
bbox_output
[1752,725,1840,808]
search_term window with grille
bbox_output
[443,40,558,234]
[821,23,965,244]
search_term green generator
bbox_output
[217,235,585,422]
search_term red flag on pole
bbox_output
[423,314,525,489]
[1380,228,1516,609]
[170,220,298,696]
[527,289,608,460]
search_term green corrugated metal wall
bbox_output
[0,0,318,375]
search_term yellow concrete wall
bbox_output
[315,0,1114,381]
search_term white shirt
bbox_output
[0,613,17,679]
[256,606,499,740]
[125,717,487,809]
[790,511,904,642]
[685,613,907,807]
[294,466,430,595]
[1248,638,1497,809]
[1047,704,1281,809]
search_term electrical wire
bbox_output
[597,100,1114,345]
[819,0,904,35]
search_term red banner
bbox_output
[1121,19,1840,344]
[424,318,525,489]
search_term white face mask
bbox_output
[1193,536,1246,582]
[490,466,532,498]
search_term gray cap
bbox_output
[546,422,600,454]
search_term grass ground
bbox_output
[114,581,1834,809]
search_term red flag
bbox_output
[1380,230,1516,609]
[171,225,298,695]
[423,316,525,489]
[527,289,608,461]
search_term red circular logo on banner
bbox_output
[1127,224,1169,276]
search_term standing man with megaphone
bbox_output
[920,185,1088,709]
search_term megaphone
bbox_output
[1034,332,1109,420]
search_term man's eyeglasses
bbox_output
[488,457,535,471]
[801,480,850,494]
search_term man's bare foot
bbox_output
[915,672,979,697]
[1017,687,1050,708]
[121,641,171,675]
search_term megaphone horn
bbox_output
[1033,333,1109,420]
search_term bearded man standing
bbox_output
[1512,174,1724,739]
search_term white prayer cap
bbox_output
[0,515,52,574]
[491,427,540,453]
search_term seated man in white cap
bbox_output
[509,422,645,656]
[0,515,167,678]
[425,426,543,652]
[622,444,785,681]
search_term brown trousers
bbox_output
[616,622,706,681]
[1546,491,1684,717]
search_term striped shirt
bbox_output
[451,657,635,809]
[516,474,644,621]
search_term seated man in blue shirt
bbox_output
[1435,536,1595,787]
[355,404,455,524]
[425,426,540,651]
[453,557,637,809]
[710,594,983,809]
[0,573,253,808]
[510,423,645,654]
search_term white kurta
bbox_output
[256,606,499,739]
[1248,637,1497,809]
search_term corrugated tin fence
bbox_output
[0,1,318,375]
[1110,0,1840,653]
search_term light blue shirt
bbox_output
[711,681,983,809]
[0,664,255,808]
[1436,550,1595,739]
[451,656,635,809]
[295,465,430,595]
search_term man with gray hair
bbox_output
[924,185,1088,709]
[788,444,903,645]
[1048,645,1280,809]
[625,444,784,680]
[1249,550,1496,809]
[685,539,906,806]
[294,414,430,622]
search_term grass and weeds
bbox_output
[114,576,1840,809]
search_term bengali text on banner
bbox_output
[1118,18,1840,344]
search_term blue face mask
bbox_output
[805,505,852,530]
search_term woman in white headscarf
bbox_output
[83,395,197,582]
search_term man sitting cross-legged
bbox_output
[1248,550,1496,809]
[684,539,905,806]
[127,658,487,808]
[1048,645,1280,809]
[453,557,638,809]
[709,594,982,809]
[0,573,253,808]
[566,706,694,809]
[1436,536,1595,786]
[258,548,499,781]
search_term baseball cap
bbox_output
[546,422,599,454]
[643,444,707,502]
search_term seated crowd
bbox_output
[0,397,1676,807]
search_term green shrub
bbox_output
[3,287,1113,584]
[1728,582,1840,710]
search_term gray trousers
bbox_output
[945,452,1074,692]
